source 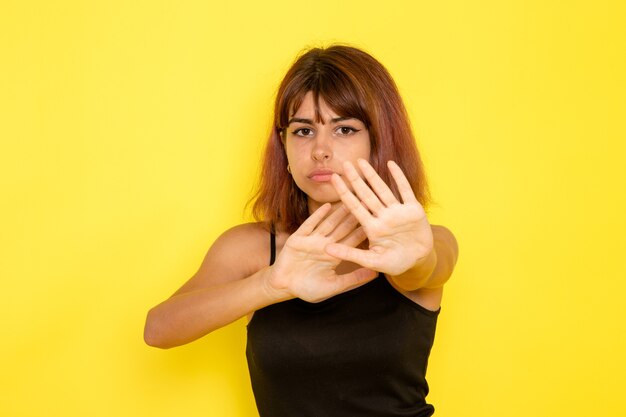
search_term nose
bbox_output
[311,132,332,162]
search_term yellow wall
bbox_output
[2,1,625,416]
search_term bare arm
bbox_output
[144,204,377,349]
[144,266,286,349]
[143,224,282,349]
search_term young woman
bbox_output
[144,44,459,416]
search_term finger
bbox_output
[343,161,385,214]
[331,173,373,226]
[295,203,332,236]
[314,204,350,236]
[327,212,360,242]
[325,243,378,270]
[388,161,418,204]
[357,158,398,207]
[338,225,367,248]
[336,267,378,292]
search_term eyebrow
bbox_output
[287,116,356,125]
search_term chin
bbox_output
[306,190,341,206]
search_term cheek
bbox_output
[284,142,297,165]
[285,152,299,172]
[351,138,371,160]
[352,131,372,160]
[363,141,372,159]
[334,142,370,164]
[284,143,308,178]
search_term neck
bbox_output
[307,199,342,216]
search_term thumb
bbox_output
[336,267,378,292]
[325,243,377,270]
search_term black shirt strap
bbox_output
[269,224,276,266]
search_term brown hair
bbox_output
[251,44,431,233]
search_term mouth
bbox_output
[307,169,336,183]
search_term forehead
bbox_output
[290,92,334,117]
[288,92,356,126]
[279,82,370,129]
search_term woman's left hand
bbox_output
[326,159,433,276]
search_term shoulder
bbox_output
[205,222,271,271]
[212,222,270,250]
[172,222,272,296]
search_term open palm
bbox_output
[268,203,377,303]
[326,159,433,276]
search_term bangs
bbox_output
[278,67,371,129]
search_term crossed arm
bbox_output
[144,159,458,348]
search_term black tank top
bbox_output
[246,231,440,416]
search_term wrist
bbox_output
[392,246,438,291]
[259,265,293,304]
[414,245,437,272]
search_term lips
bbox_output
[307,169,336,182]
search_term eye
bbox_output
[336,126,360,136]
[292,127,314,137]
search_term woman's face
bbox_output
[284,91,371,213]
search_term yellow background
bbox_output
[2,1,625,416]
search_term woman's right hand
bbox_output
[265,203,378,303]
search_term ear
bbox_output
[277,127,286,144]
